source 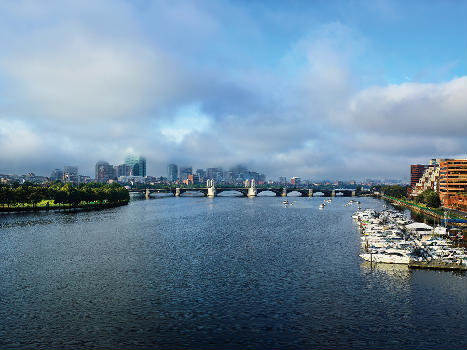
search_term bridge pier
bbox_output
[281,188,287,197]
[175,188,181,197]
[145,188,150,199]
[331,190,336,197]
[308,189,313,197]
[207,179,216,197]
[247,179,257,197]
[351,190,356,197]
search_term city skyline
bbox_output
[0,1,465,180]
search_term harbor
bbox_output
[353,204,467,271]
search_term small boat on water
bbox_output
[319,203,325,209]
[283,200,289,205]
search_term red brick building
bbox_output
[439,159,467,210]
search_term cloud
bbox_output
[342,77,467,137]
[3,31,183,121]
[0,1,464,180]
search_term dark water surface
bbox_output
[0,196,465,349]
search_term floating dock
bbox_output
[408,260,466,271]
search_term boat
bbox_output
[283,200,289,205]
[319,203,325,209]
[359,249,411,264]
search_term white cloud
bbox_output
[343,77,467,136]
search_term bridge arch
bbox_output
[257,190,277,196]
[216,189,247,196]
[287,190,303,197]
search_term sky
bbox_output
[0,0,466,180]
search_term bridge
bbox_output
[129,179,357,199]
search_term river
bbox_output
[0,196,465,349]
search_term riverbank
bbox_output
[380,194,466,224]
[0,200,128,213]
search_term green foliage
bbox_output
[381,185,409,198]
[415,190,441,208]
[0,183,129,209]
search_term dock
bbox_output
[408,260,466,271]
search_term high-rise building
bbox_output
[195,169,206,181]
[410,164,426,188]
[95,161,115,183]
[125,155,146,177]
[206,168,223,182]
[186,174,200,185]
[279,177,287,184]
[50,169,63,181]
[114,164,131,178]
[291,177,301,187]
[179,166,192,180]
[168,164,178,182]
[63,166,78,183]
[439,159,467,208]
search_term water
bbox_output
[0,196,465,349]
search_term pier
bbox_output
[408,260,466,271]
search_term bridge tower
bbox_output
[247,179,257,197]
[308,189,313,197]
[207,179,216,197]
[281,187,287,197]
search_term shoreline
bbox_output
[0,201,128,214]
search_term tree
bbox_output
[419,190,441,208]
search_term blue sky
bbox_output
[0,0,465,180]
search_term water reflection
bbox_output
[360,261,411,282]
[0,196,465,350]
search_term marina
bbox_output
[353,205,466,270]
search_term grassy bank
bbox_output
[0,199,128,213]
[381,195,465,221]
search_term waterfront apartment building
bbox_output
[168,164,178,182]
[438,159,467,209]
[95,161,115,183]
[410,164,427,188]
[411,159,446,197]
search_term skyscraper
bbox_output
[179,166,192,180]
[168,164,178,182]
[410,164,426,188]
[50,169,63,181]
[95,161,115,183]
[195,169,206,181]
[114,164,131,178]
[125,155,146,177]
[63,166,78,183]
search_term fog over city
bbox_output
[0,0,466,180]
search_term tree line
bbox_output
[377,185,441,208]
[0,182,129,209]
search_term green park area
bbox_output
[0,182,129,211]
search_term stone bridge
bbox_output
[129,181,357,199]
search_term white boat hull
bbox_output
[359,253,410,264]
